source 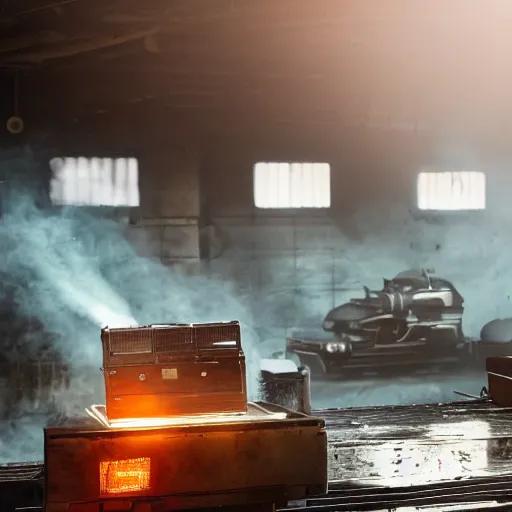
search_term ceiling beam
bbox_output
[1,27,160,65]
[3,0,499,67]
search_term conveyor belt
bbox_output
[284,474,512,510]
[0,462,44,512]
[5,475,512,512]
[0,462,43,482]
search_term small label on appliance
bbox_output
[161,368,178,380]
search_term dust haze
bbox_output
[0,151,262,463]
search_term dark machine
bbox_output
[286,269,467,377]
[324,268,465,345]
[101,321,248,420]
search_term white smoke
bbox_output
[0,198,262,389]
[0,159,262,462]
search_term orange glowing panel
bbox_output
[99,457,151,495]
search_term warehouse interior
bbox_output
[0,0,510,462]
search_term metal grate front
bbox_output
[194,325,240,350]
[153,327,194,353]
[109,328,153,355]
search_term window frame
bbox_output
[252,161,332,211]
[416,169,486,213]
[49,156,140,208]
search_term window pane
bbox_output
[417,170,485,211]
[49,157,140,207]
[254,162,331,208]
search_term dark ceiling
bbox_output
[1,0,511,151]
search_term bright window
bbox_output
[253,162,330,208]
[49,157,140,207]
[417,170,485,211]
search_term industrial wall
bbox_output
[111,134,512,345]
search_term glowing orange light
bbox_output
[86,404,287,430]
[99,457,151,495]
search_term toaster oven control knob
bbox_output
[139,373,147,381]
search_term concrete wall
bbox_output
[125,145,204,276]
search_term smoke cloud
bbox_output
[223,203,510,343]
[0,152,262,463]
[0,199,262,387]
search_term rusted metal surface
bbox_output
[44,403,327,511]
[486,356,512,407]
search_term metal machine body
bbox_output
[43,402,327,512]
[323,269,464,348]
[287,269,466,377]
[102,321,247,420]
